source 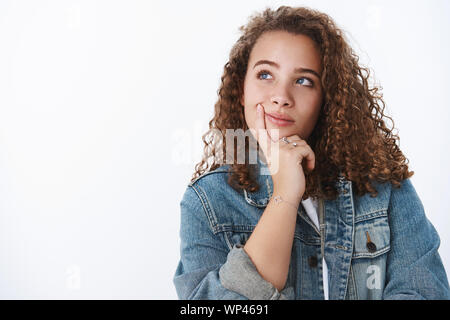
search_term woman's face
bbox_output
[241,30,323,142]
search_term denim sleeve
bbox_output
[173,185,295,300]
[382,178,450,300]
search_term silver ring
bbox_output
[281,137,290,144]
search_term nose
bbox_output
[270,89,293,108]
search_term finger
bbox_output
[296,145,316,171]
[287,140,307,148]
[285,134,305,144]
[252,104,273,156]
[283,135,307,152]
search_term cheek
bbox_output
[300,104,321,124]
[299,106,322,135]
[294,96,322,130]
[297,93,322,117]
[243,80,261,103]
[298,90,321,106]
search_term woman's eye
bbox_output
[257,70,272,80]
[296,77,313,87]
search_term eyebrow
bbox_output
[253,59,321,79]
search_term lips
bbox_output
[267,112,294,122]
[265,113,295,127]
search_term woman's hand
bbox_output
[251,104,315,203]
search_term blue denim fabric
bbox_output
[173,157,450,300]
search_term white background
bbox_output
[0,0,449,299]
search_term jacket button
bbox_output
[308,256,318,268]
[366,241,377,253]
[365,231,377,253]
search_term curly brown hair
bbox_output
[191,5,414,200]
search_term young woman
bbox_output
[173,6,450,300]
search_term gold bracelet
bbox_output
[271,195,299,210]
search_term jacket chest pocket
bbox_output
[348,210,390,299]
[353,210,391,259]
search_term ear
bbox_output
[240,94,244,107]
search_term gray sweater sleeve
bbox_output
[219,244,295,300]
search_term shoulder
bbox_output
[181,164,246,224]
[387,177,427,225]
[352,178,417,216]
[350,178,391,214]
[353,177,425,225]
[373,177,422,211]
[186,164,243,202]
[188,164,232,189]
[388,178,422,205]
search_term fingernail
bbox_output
[257,104,262,113]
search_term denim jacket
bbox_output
[173,157,450,300]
